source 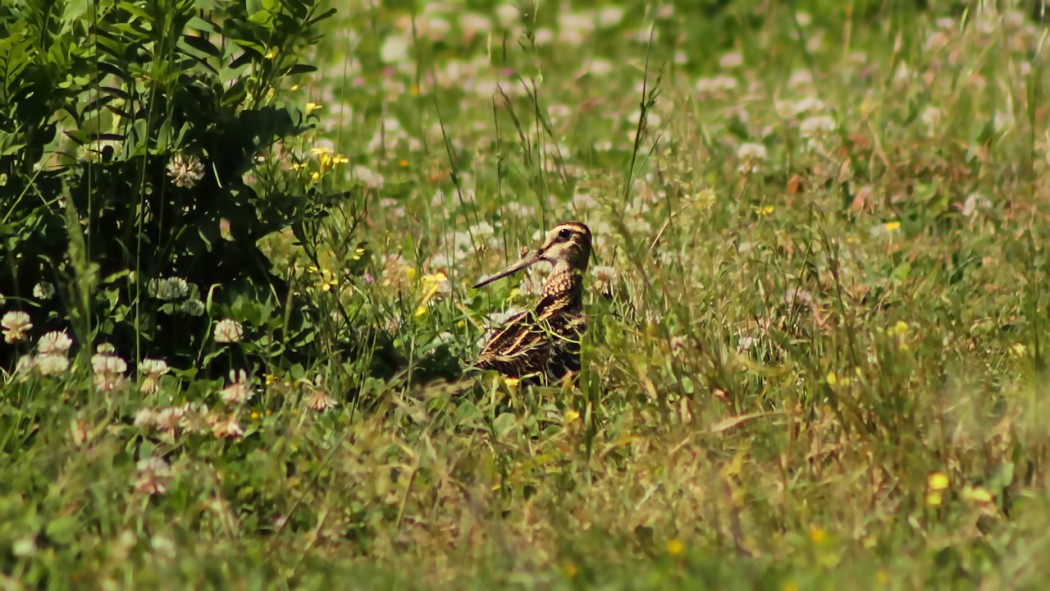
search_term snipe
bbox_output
[472,221,592,382]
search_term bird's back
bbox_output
[475,289,585,381]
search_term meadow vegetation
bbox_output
[2,0,1050,588]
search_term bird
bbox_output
[472,221,592,383]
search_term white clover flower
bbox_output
[35,354,70,376]
[459,12,492,36]
[719,52,744,70]
[180,299,205,316]
[154,406,186,434]
[961,192,991,217]
[495,4,519,27]
[695,75,738,95]
[470,220,496,240]
[92,352,127,375]
[2,311,32,343]
[423,16,451,41]
[590,265,619,295]
[213,319,243,343]
[305,385,338,412]
[557,13,594,45]
[134,457,171,495]
[585,58,613,77]
[166,152,205,188]
[351,164,385,189]
[212,416,243,439]
[736,142,769,174]
[147,277,190,301]
[784,287,814,309]
[134,408,157,429]
[788,70,814,89]
[737,142,768,162]
[92,350,128,392]
[792,96,825,115]
[800,115,837,137]
[32,281,55,300]
[37,331,72,355]
[924,30,951,53]
[140,358,169,377]
[597,6,625,27]
[379,33,410,63]
[219,370,254,405]
[920,106,942,131]
[139,358,170,394]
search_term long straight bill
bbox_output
[473,251,542,288]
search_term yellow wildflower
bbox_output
[807,526,827,545]
[666,538,685,556]
[305,102,321,115]
[962,485,993,504]
[695,188,716,210]
[754,205,775,216]
[416,271,449,314]
[928,472,949,491]
[884,221,901,231]
[264,47,279,60]
[320,272,338,292]
[421,272,448,291]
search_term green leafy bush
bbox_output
[0,0,343,376]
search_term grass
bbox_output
[4,0,1050,588]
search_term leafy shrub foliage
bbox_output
[0,0,342,374]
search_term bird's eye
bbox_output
[558,228,572,240]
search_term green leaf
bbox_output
[45,516,80,545]
[183,34,222,58]
[284,63,317,76]
[493,413,518,438]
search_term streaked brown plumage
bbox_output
[473,222,592,382]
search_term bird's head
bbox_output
[473,221,592,288]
